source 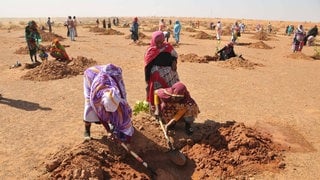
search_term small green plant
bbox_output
[133,100,149,115]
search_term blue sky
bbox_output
[0,0,319,22]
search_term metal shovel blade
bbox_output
[158,117,187,166]
[168,149,186,166]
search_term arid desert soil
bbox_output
[0,17,319,179]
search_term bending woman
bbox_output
[154,82,200,135]
[83,64,134,143]
[50,39,70,61]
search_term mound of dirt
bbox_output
[223,26,232,36]
[142,26,159,32]
[190,31,214,39]
[39,30,65,42]
[184,27,197,32]
[125,32,150,40]
[21,56,97,81]
[218,57,264,70]
[312,54,320,60]
[100,28,125,35]
[15,46,31,55]
[89,27,107,33]
[248,41,273,49]
[15,44,52,55]
[40,113,286,179]
[180,53,218,63]
[286,52,313,60]
[251,31,270,41]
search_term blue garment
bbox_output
[131,21,139,41]
[173,21,181,43]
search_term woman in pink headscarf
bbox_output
[154,82,200,135]
[144,31,179,112]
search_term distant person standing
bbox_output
[25,20,41,63]
[130,17,139,43]
[67,16,76,41]
[108,18,112,28]
[267,22,272,33]
[287,25,294,36]
[96,19,100,27]
[116,17,120,26]
[231,21,240,43]
[47,17,53,33]
[113,18,116,26]
[73,16,78,37]
[239,22,246,33]
[102,19,106,29]
[173,20,181,44]
[292,25,305,52]
[159,18,166,31]
[216,21,222,41]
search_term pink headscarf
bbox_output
[144,31,174,67]
[157,82,190,103]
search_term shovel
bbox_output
[157,117,187,166]
[108,133,157,176]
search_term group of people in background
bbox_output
[291,24,318,52]
[26,16,319,66]
[96,17,119,29]
[25,19,71,63]
[64,16,78,41]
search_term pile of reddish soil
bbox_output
[100,28,125,35]
[89,27,107,33]
[218,57,264,70]
[180,53,218,63]
[286,52,313,60]
[39,30,65,42]
[142,26,159,32]
[248,41,273,49]
[190,31,214,40]
[39,113,286,179]
[184,27,197,32]
[21,56,97,81]
[14,45,52,55]
[251,31,270,41]
[312,54,320,60]
[223,26,232,36]
[15,46,31,55]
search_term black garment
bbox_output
[144,52,177,82]
[102,19,106,29]
[217,45,236,60]
[307,26,318,37]
[130,22,139,42]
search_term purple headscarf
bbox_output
[89,64,133,138]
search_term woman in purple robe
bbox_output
[83,64,134,143]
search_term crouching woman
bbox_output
[154,82,200,135]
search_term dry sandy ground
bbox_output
[0,17,320,179]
